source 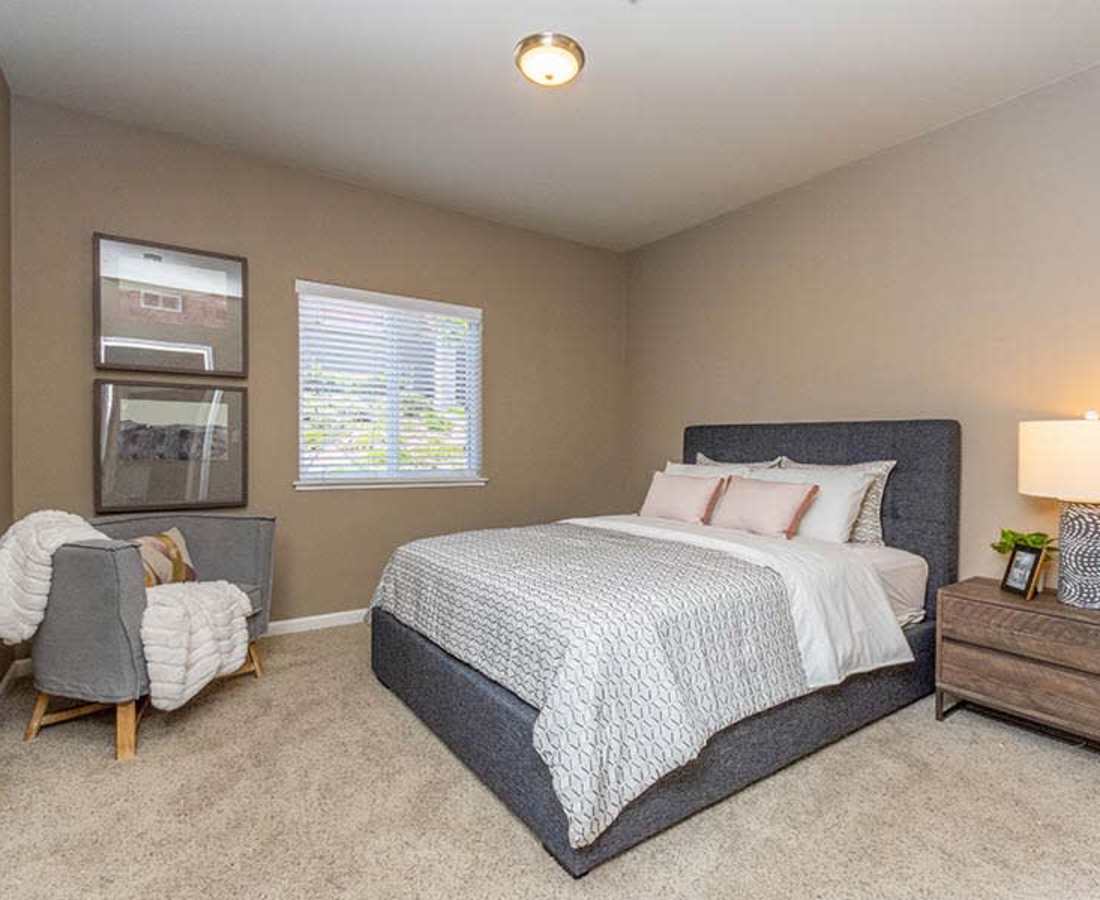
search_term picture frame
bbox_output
[94,379,248,513]
[1001,543,1047,600]
[93,233,248,377]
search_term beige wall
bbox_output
[627,65,1100,582]
[12,99,630,621]
[0,68,12,678]
[12,62,1100,619]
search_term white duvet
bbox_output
[562,515,914,690]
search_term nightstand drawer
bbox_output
[940,640,1100,738]
[940,594,1100,677]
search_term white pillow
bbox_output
[665,458,779,479]
[696,453,782,468]
[780,458,897,545]
[745,468,875,543]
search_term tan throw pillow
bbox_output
[134,527,197,587]
[779,458,897,544]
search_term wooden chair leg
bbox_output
[218,641,264,681]
[25,692,144,760]
[24,692,50,742]
[248,642,263,679]
[115,701,138,762]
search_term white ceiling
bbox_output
[3,1,1100,250]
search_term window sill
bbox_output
[293,478,488,492]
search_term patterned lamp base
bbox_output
[1058,503,1100,609]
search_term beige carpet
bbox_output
[2,623,1098,900]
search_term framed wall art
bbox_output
[93,233,248,377]
[94,380,248,513]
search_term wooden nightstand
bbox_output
[936,577,1100,743]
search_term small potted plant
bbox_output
[991,529,1056,598]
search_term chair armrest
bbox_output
[31,540,149,703]
[177,516,275,636]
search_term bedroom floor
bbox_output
[2,624,1098,900]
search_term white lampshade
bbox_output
[1019,419,1100,502]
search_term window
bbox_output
[139,290,184,312]
[296,280,483,488]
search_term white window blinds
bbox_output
[296,280,483,487]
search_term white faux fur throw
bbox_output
[0,510,109,644]
[141,580,252,711]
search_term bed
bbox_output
[371,419,961,877]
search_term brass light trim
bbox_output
[513,32,586,87]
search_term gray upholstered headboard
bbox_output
[683,419,961,617]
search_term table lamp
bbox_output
[1019,413,1100,608]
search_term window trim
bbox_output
[293,477,488,491]
[295,279,484,491]
[99,336,214,370]
[295,279,481,322]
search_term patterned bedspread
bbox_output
[371,523,810,848]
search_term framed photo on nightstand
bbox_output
[1001,543,1046,600]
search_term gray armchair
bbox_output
[24,513,275,760]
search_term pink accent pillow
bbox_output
[639,472,725,525]
[710,476,819,538]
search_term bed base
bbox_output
[372,609,935,878]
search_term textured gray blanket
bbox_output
[372,523,809,848]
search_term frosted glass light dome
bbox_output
[514,33,585,87]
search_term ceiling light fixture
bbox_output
[514,32,585,87]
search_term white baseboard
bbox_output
[266,608,369,636]
[0,613,364,690]
[0,657,32,694]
